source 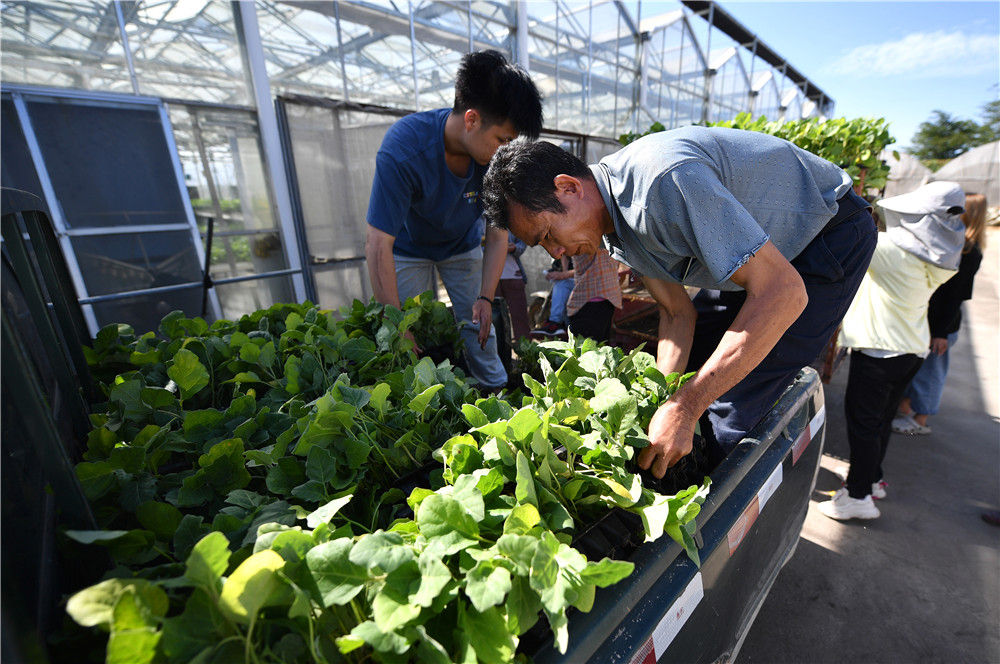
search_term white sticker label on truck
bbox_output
[756,463,783,511]
[727,463,784,556]
[628,573,705,664]
[792,404,826,466]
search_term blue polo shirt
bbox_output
[366,108,486,261]
[595,126,853,290]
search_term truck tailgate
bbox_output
[535,367,827,664]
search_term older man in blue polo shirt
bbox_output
[482,127,877,477]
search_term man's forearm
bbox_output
[366,236,400,308]
[480,229,508,299]
[671,287,804,418]
[656,305,695,375]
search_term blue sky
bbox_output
[679,1,1000,150]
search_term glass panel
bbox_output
[0,98,47,208]
[585,137,621,164]
[710,55,748,122]
[283,102,394,264]
[312,261,372,314]
[91,285,203,334]
[215,275,296,321]
[26,99,187,229]
[254,1,348,100]
[167,105,288,281]
[646,18,705,129]
[1,1,133,93]
[71,231,202,297]
[122,1,249,105]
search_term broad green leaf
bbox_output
[504,503,541,535]
[65,529,131,545]
[464,561,511,612]
[66,578,167,629]
[76,461,116,500]
[348,531,413,573]
[461,403,488,428]
[350,620,410,655]
[218,549,285,624]
[506,575,541,635]
[417,494,480,556]
[161,588,231,662]
[284,356,301,395]
[461,606,516,664]
[580,558,635,586]
[336,635,366,655]
[305,446,337,485]
[372,561,422,631]
[414,552,452,607]
[306,539,368,606]
[507,407,542,442]
[448,473,486,522]
[185,532,231,591]
[515,452,538,508]
[370,383,391,416]
[529,535,559,592]
[306,494,353,528]
[168,349,210,401]
[407,384,444,416]
[106,624,160,664]
[590,378,629,412]
[135,501,183,540]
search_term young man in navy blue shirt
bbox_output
[365,50,542,390]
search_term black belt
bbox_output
[822,189,873,234]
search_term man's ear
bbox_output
[463,109,481,132]
[553,174,581,197]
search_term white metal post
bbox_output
[10,92,101,335]
[515,1,529,71]
[113,0,141,95]
[234,0,307,303]
[409,1,420,110]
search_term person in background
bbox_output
[892,193,987,435]
[481,130,875,478]
[820,181,966,521]
[565,248,622,342]
[365,50,542,390]
[496,234,532,342]
[535,256,574,336]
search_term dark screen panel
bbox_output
[26,101,186,229]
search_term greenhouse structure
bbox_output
[1,0,833,335]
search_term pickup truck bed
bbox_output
[534,367,827,664]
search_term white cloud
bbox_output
[824,30,999,78]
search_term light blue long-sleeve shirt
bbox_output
[594,126,853,290]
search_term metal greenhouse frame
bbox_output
[1,0,834,331]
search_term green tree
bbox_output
[976,99,1000,144]
[910,110,983,160]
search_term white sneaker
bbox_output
[892,414,931,435]
[818,488,881,521]
[871,480,887,500]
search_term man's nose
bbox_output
[542,241,564,259]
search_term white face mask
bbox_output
[882,208,965,270]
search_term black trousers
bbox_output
[843,351,923,498]
[568,300,615,343]
[685,189,877,452]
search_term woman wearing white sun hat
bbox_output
[820,180,966,521]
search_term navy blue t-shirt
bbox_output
[366,108,486,261]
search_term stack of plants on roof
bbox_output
[63,295,709,664]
